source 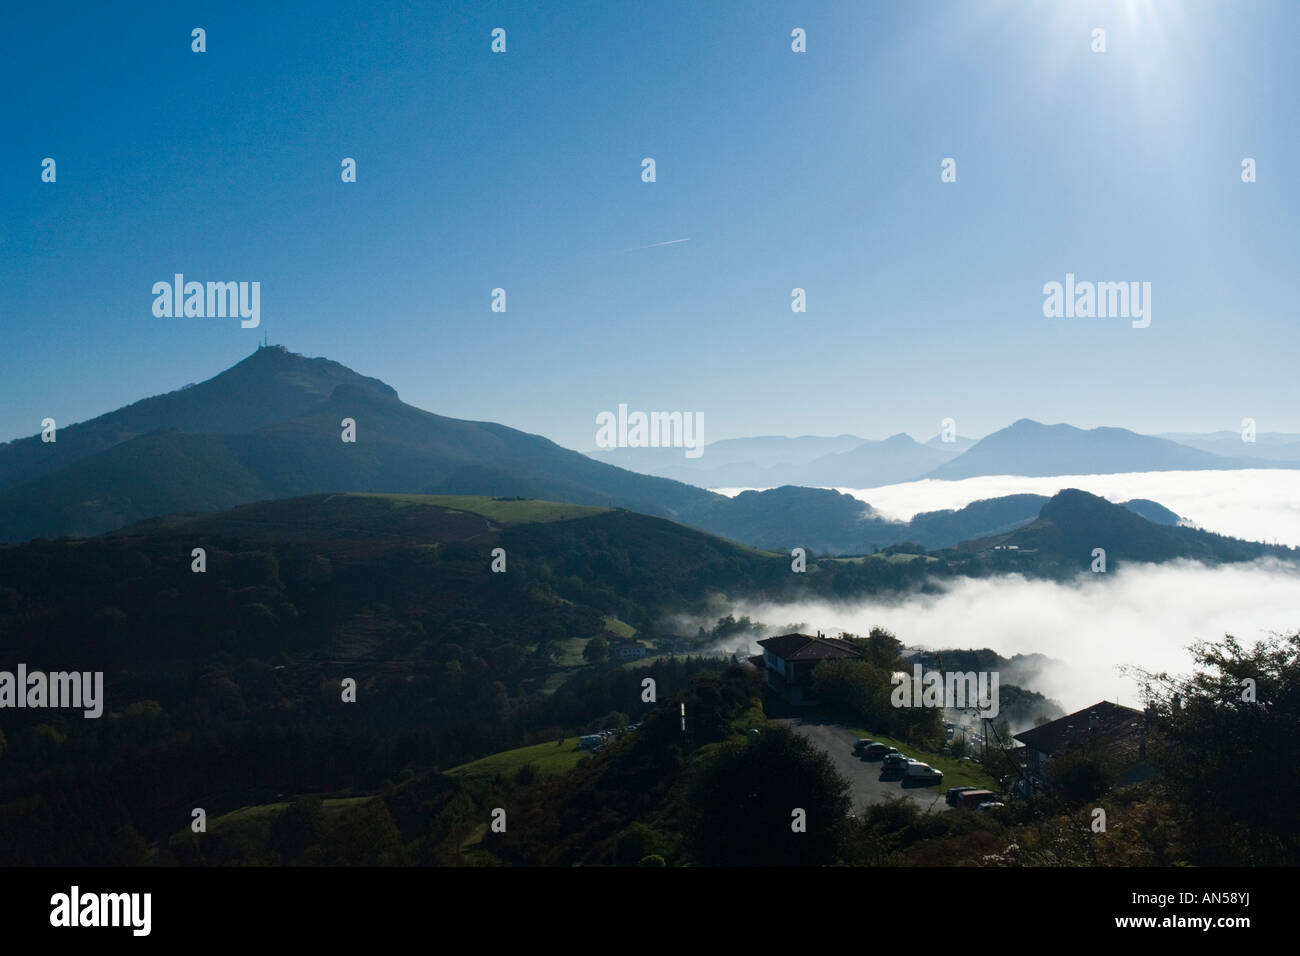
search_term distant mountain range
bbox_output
[0,346,1283,556]
[1157,431,1300,463]
[591,431,973,487]
[595,419,1298,488]
[925,419,1285,480]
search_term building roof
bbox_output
[757,633,863,663]
[1013,700,1145,757]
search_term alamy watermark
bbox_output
[595,404,704,459]
[1042,273,1150,329]
[50,886,150,936]
[0,664,104,718]
[891,666,999,718]
[152,274,260,328]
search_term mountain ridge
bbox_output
[0,347,1250,555]
[925,418,1291,479]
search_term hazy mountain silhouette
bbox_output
[0,348,721,541]
[926,419,1288,479]
[0,346,398,492]
[0,348,1198,553]
[1159,431,1300,462]
[781,433,952,486]
[924,434,977,453]
[1118,498,1181,526]
[590,433,866,486]
[594,419,1289,488]
[596,432,965,488]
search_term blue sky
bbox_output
[2,0,1297,450]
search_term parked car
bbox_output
[956,789,997,810]
[578,734,604,751]
[976,801,1006,812]
[946,786,977,807]
[905,762,944,785]
[852,738,875,753]
[863,743,896,760]
[882,753,910,773]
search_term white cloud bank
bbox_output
[728,558,1300,714]
[715,469,1300,547]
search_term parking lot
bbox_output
[774,714,951,815]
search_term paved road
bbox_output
[774,714,951,815]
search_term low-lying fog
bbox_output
[714,469,1300,547]
[718,558,1300,715]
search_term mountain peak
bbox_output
[223,345,400,402]
[927,418,1234,479]
[239,342,294,365]
[0,346,402,495]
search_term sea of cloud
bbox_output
[724,557,1300,714]
[714,468,1300,547]
[706,470,1300,712]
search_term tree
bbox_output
[583,636,609,664]
[271,796,326,862]
[863,626,905,668]
[687,725,851,866]
[230,551,281,588]
[1128,631,1300,865]
[307,800,406,866]
[596,710,628,731]
[811,658,942,746]
[613,822,664,865]
[1045,746,1113,804]
[108,825,152,866]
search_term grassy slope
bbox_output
[351,493,609,525]
[450,692,771,782]
[552,638,589,667]
[445,737,591,779]
[207,796,372,830]
[827,553,940,565]
[603,616,637,639]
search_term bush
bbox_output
[687,725,851,866]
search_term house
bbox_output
[756,632,863,705]
[610,639,648,661]
[1012,700,1150,794]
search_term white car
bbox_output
[904,761,944,785]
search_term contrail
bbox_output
[625,237,691,251]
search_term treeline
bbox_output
[13,630,1293,868]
